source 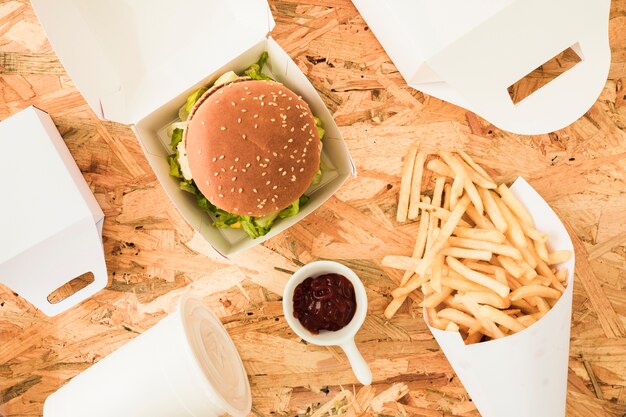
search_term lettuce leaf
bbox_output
[245,51,272,81]
[314,116,325,140]
[179,87,208,121]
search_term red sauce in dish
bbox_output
[292,273,356,334]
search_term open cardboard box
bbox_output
[0,106,108,316]
[30,0,356,256]
[424,178,575,417]
[351,0,611,134]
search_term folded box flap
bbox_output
[0,106,98,265]
[30,0,275,125]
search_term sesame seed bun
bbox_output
[185,79,321,217]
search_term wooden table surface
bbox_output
[1,1,626,416]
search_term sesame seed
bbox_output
[241,109,247,112]
[205,180,209,185]
[282,171,287,176]
[244,86,248,90]
[235,157,240,162]
[219,194,224,198]
[260,102,264,106]
[299,167,304,172]
[230,188,234,192]
[245,163,251,168]
[238,118,241,123]
[238,188,243,193]
[232,177,237,181]
[272,198,275,202]
[242,134,247,139]
[247,212,252,215]
[212,157,217,162]
[288,138,293,143]
[229,165,234,170]
[214,172,219,176]
[231,102,236,106]
[270,118,275,122]
[219,155,225,160]
[283,145,288,149]
[253,188,258,193]
[221,127,226,131]
[254,114,259,118]
[218,185,222,190]
[201,121,205,126]
[273,185,278,190]
[221,168,226,172]
[256,156,261,161]
[215,100,220,103]
[240,97,245,101]
[264,158,270,162]
[290,127,295,132]
[266,180,271,185]
[234,208,239,211]
[254,124,258,129]
[278,168,283,172]
[242,168,247,172]
[262,172,267,176]
[272,152,278,157]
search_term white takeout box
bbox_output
[30,0,356,256]
[44,295,252,417]
[425,178,575,417]
[351,0,611,134]
[0,106,107,316]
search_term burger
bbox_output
[167,53,326,239]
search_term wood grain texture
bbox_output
[1,1,626,416]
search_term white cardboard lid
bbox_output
[0,106,102,265]
[30,0,275,125]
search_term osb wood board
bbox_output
[0,0,625,416]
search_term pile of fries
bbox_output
[384,145,572,344]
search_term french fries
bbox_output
[388,147,573,343]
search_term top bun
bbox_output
[185,79,321,217]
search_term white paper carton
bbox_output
[30,0,356,256]
[352,0,611,134]
[44,295,252,417]
[425,178,575,417]
[0,106,107,316]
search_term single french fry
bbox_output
[382,255,422,272]
[457,158,497,189]
[431,253,445,293]
[547,250,573,265]
[392,272,431,298]
[443,183,452,211]
[463,261,507,284]
[556,268,568,283]
[443,295,474,316]
[445,321,460,332]
[511,299,538,314]
[442,247,493,261]
[440,152,484,214]
[497,183,535,226]
[408,152,427,220]
[519,220,548,242]
[416,195,472,278]
[442,270,496,293]
[453,227,506,244]
[492,191,527,248]
[458,151,496,185]
[449,169,465,209]
[535,297,550,313]
[432,176,446,207]
[448,236,522,260]
[426,307,451,330]
[397,143,418,222]
[384,297,406,319]
[477,186,508,233]
[498,255,525,279]
[400,202,431,286]
[534,239,550,262]
[420,286,453,308]
[510,285,562,301]
[438,308,480,329]
[465,330,484,344]
[455,296,503,339]
[459,291,511,309]
[478,305,526,333]
[427,158,455,178]
[446,256,510,297]
[421,282,434,296]
[517,315,538,327]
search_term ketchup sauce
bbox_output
[292,273,356,334]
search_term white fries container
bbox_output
[0,106,107,316]
[425,178,575,417]
[44,296,251,417]
[351,0,611,134]
[30,0,356,256]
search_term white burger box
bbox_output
[351,0,611,134]
[0,106,108,317]
[30,0,356,257]
[425,178,575,417]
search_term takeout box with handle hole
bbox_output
[425,178,575,417]
[351,0,611,134]
[0,106,107,316]
[30,0,355,256]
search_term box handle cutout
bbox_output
[508,44,583,105]
[47,272,95,304]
